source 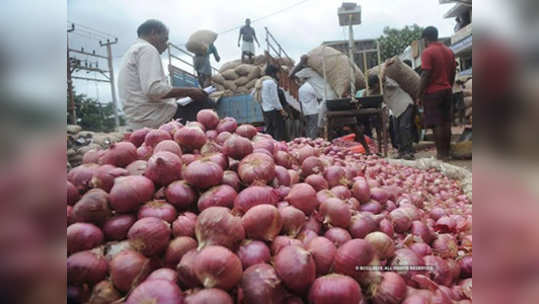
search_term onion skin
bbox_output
[274,151,297,169]
[72,188,112,225]
[319,197,351,228]
[67,223,104,255]
[305,174,329,192]
[217,117,238,133]
[177,249,202,289]
[299,229,319,246]
[273,165,291,187]
[83,149,105,164]
[88,280,121,304]
[165,237,198,268]
[234,186,279,213]
[137,144,154,160]
[359,200,383,214]
[460,256,472,278]
[216,131,232,145]
[237,240,271,269]
[411,221,436,244]
[68,164,99,194]
[197,185,237,211]
[306,237,337,275]
[174,126,208,151]
[138,200,178,223]
[154,139,183,157]
[235,124,258,139]
[197,109,220,130]
[67,251,108,286]
[223,134,254,160]
[195,207,245,250]
[172,213,196,238]
[109,250,151,292]
[285,183,318,215]
[389,208,413,233]
[202,152,228,170]
[302,156,325,177]
[271,236,304,255]
[238,153,276,185]
[185,288,234,304]
[125,279,184,304]
[127,217,171,256]
[194,245,243,290]
[289,169,301,185]
[183,159,224,189]
[370,272,407,304]
[324,227,352,248]
[409,243,433,258]
[349,213,377,239]
[352,177,371,203]
[242,204,282,241]
[334,239,376,281]
[379,218,394,237]
[309,274,363,304]
[239,263,287,304]
[423,255,453,286]
[146,268,179,282]
[222,170,240,191]
[291,145,315,164]
[279,206,306,237]
[109,176,155,213]
[370,187,389,204]
[166,180,196,210]
[324,166,348,188]
[365,231,395,260]
[432,234,458,258]
[89,165,128,192]
[274,245,316,293]
[126,160,148,175]
[391,249,424,284]
[144,129,172,147]
[304,215,322,234]
[144,151,183,186]
[98,142,138,168]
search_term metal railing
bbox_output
[167,42,219,81]
[265,27,293,64]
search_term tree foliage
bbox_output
[67,92,124,132]
[378,24,424,62]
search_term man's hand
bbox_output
[187,88,208,102]
[280,110,288,118]
[215,55,221,62]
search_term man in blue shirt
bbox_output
[193,43,220,88]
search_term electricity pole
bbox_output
[100,38,119,129]
[67,24,76,124]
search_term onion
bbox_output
[159,120,182,136]
[253,138,275,154]
[411,221,436,244]
[183,159,224,189]
[360,200,383,214]
[386,200,397,212]
[447,259,461,283]
[67,181,81,205]
[236,124,258,139]
[279,206,306,237]
[238,153,276,185]
[98,142,137,167]
[240,263,287,304]
[126,160,148,175]
[197,109,219,129]
[88,280,121,304]
[67,223,104,254]
[109,176,155,213]
[237,240,271,269]
[389,208,413,233]
[234,186,279,213]
[136,143,153,160]
[302,156,324,177]
[352,177,371,203]
[273,165,291,187]
[109,249,151,292]
[206,130,218,140]
[174,126,208,151]
[165,180,196,210]
[306,237,337,275]
[349,213,377,239]
[172,212,196,238]
[305,175,329,191]
[434,216,457,233]
[181,153,200,165]
[177,249,202,289]
[125,279,184,304]
[379,218,394,237]
[67,251,108,286]
[292,145,315,163]
[274,245,316,293]
[324,166,348,188]
[330,185,351,200]
[197,185,237,211]
[102,215,136,241]
[304,215,322,234]
[333,239,376,282]
[187,121,206,131]
[164,236,198,268]
[195,207,245,250]
[320,197,351,228]
[88,165,128,192]
[309,274,363,304]
[432,234,458,258]
[316,189,337,204]
[274,151,297,169]
[146,268,178,283]
[222,170,241,191]
[216,131,232,145]
[299,229,319,246]
[271,236,304,255]
[185,288,234,304]
[289,169,300,184]
[68,164,99,193]
[138,200,178,223]
[129,127,151,147]
[223,134,254,160]
[154,140,182,157]
[365,231,395,260]
[194,245,243,290]
[460,256,472,278]
[423,255,453,286]
[429,207,446,221]
[128,217,171,256]
[324,227,352,247]
[83,149,106,164]
[370,272,407,304]
[391,249,424,284]
[200,141,222,156]
[285,183,318,215]
[217,117,238,133]
[409,243,433,258]
[72,188,112,225]
[242,204,282,241]
[201,152,228,170]
[144,151,183,186]
[67,205,74,225]
[370,187,389,204]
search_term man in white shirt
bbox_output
[259,64,287,140]
[297,77,320,139]
[118,19,207,129]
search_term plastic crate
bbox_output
[216,94,264,124]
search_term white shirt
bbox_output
[260,78,283,112]
[118,39,176,129]
[382,77,413,117]
[298,82,319,116]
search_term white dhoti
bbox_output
[241,41,255,55]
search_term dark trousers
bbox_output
[263,110,286,141]
[396,105,416,155]
[423,89,452,159]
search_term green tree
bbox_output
[378,24,424,62]
[67,92,124,132]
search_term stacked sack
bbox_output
[367,56,421,99]
[67,125,125,169]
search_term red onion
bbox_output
[360,200,383,214]
[103,214,136,241]
[164,236,198,268]
[200,141,223,155]
[349,213,377,239]
[447,258,461,283]
[87,280,121,304]
[165,180,196,210]
[274,245,316,293]
[181,153,200,165]
[274,151,297,169]
[304,215,322,234]
[409,243,433,258]
[215,131,232,145]
[144,151,183,186]
[138,200,178,223]
[185,288,234,304]
[177,249,202,289]
[253,138,275,154]
[98,142,137,167]
[352,177,371,203]
[429,207,446,221]
[306,237,337,275]
[125,279,184,304]
[126,160,148,175]
[305,175,329,191]
[320,197,351,228]
[389,208,413,233]
[195,207,245,250]
[206,130,218,140]
[67,205,74,225]
[285,183,318,215]
[386,200,397,212]
[391,249,424,284]
[271,236,304,255]
[242,204,282,241]
[423,255,453,286]
[333,239,376,281]
[109,176,155,213]
[172,212,196,237]
[129,127,151,147]
[434,216,457,233]
[432,234,458,258]
[141,129,172,148]
[127,217,171,256]
[234,186,279,213]
[289,169,300,184]
[365,231,395,260]
[72,188,112,225]
[154,139,182,157]
[83,149,105,164]
[194,245,243,290]
[200,153,227,170]
[67,223,104,255]
[183,159,224,189]
[324,166,348,188]
[237,240,271,269]
[331,185,351,200]
[217,117,238,133]
[174,126,207,151]
[273,165,291,187]
[411,221,436,244]
[292,145,315,163]
[197,109,219,129]
[67,251,108,286]
[379,218,394,237]
[197,185,237,211]
[279,206,306,237]
[89,165,129,192]
[136,143,153,160]
[223,134,254,160]
[370,272,407,304]
[222,170,240,191]
[146,268,178,283]
[302,156,324,177]
[238,153,276,185]
[68,164,99,193]
[187,121,206,131]
[460,256,472,278]
[316,189,337,204]
[159,120,182,136]
[67,181,81,206]
[239,263,287,304]
[459,278,472,300]
[309,274,363,304]
[235,124,258,139]
[299,229,319,246]
[324,227,352,247]
[109,249,151,292]
[370,187,389,204]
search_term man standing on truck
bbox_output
[253,64,287,140]
[238,18,260,64]
[418,26,457,160]
[118,19,207,129]
[193,43,220,88]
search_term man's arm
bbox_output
[212,45,220,62]
[418,69,432,99]
[238,29,242,47]
[162,87,208,101]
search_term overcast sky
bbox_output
[68,0,457,104]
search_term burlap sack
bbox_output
[464,79,472,90]
[247,66,261,81]
[352,63,366,90]
[464,96,472,108]
[463,89,472,97]
[209,90,225,100]
[235,64,257,77]
[236,87,249,95]
[223,80,237,91]
[186,30,218,55]
[222,70,239,81]
[306,46,356,97]
[235,76,250,87]
[214,83,225,92]
[212,73,225,85]
[384,56,420,98]
[245,78,257,89]
[278,57,295,67]
[254,55,267,66]
[219,59,242,73]
[367,65,382,78]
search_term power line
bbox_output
[68,20,116,39]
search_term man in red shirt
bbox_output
[418,26,456,160]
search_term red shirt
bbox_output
[421,42,456,94]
